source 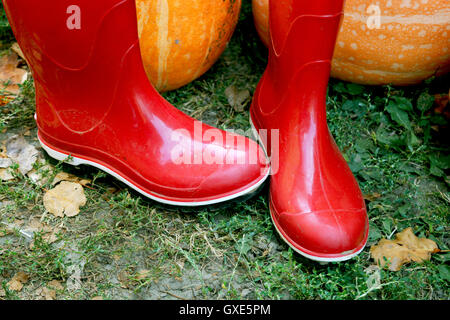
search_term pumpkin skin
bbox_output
[252,0,270,48]
[252,0,450,85]
[136,0,242,92]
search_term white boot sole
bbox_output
[38,134,270,207]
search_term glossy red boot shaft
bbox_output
[251,0,369,261]
[3,0,270,205]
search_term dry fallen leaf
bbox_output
[47,280,64,291]
[6,271,30,292]
[0,219,25,237]
[0,51,28,96]
[52,171,91,187]
[43,181,87,217]
[42,230,59,244]
[370,227,439,271]
[0,154,14,181]
[363,192,382,202]
[135,269,151,281]
[27,163,54,186]
[0,168,14,181]
[0,95,13,107]
[118,270,130,289]
[0,225,12,237]
[11,42,26,62]
[35,287,56,300]
[357,266,382,299]
[225,85,250,112]
[5,135,39,175]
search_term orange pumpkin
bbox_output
[136,0,241,92]
[252,0,450,86]
[252,0,270,48]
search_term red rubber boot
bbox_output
[251,0,369,261]
[3,0,270,206]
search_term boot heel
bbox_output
[37,135,84,166]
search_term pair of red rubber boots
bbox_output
[3,0,368,262]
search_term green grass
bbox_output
[0,2,449,300]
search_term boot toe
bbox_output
[272,204,369,261]
[184,138,271,202]
[197,157,270,200]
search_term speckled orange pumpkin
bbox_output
[252,0,450,85]
[136,0,241,92]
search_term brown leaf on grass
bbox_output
[5,135,39,175]
[42,231,59,244]
[0,95,13,107]
[11,43,26,62]
[6,271,29,291]
[370,227,439,271]
[25,218,54,235]
[118,270,130,289]
[225,85,250,112]
[0,225,12,237]
[0,219,24,237]
[135,269,151,281]
[0,51,28,96]
[35,287,56,300]
[47,280,64,291]
[0,152,14,181]
[43,181,87,217]
[52,171,91,187]
[3,218,61,248]
[363,192,382,202]
[0,168,14,181]
[27,163,54,186]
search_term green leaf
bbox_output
[397,203,411,217]
[438,265,450,282]
[333,82,365,96]
[430,114,448,125]
[391,96,413,112]
[417,92,435,112]
[333,82,347,94]
[437,253,450,263]
[386,102,412,130]
[342,100,358,111]
[430,164,445,177]
[368,224,382,242]
[376,126,403,147]
[355,137,374,154]
[381,218,393,235]
[360,169,383,181]
[235,235,252,255]
[406,131,421,151]
[399,162,423,175]
[431,154,450,169]
[346,83,365,96]
[348,154,364,173]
